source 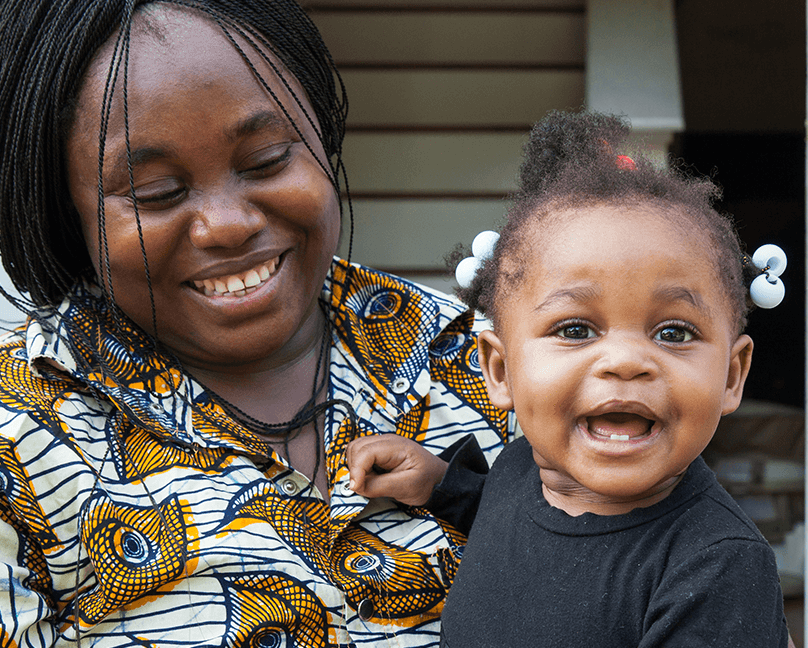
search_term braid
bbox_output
[0,1,123,307]
[0,0,354,450]
[0,0,351,310]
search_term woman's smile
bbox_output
[64,11,341,373]
[189,254,281,298]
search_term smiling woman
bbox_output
[66,9,340,373]
[0,1,512,646]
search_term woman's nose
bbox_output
[187,193,267,249]
[593,333,657,381]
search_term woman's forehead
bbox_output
[74,5,308,134]
[86,6,231,75]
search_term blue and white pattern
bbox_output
[0,258,512,647]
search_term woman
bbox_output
[0,1,512,646]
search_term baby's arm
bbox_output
[346,434,490,536]
[346,435,449,506]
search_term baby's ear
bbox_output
[477,329,514,411]
[722,334,754,416]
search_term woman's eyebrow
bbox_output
[107,145,178,183]
[226,110,289,142]
[104,111,290,183]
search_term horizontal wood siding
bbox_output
[341,70,584,128]
[314,13,585,65]
[336,198,511,270]
[305,1,584,10]
[307,2,586,284]
[342,132,526,193]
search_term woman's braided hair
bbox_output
[1,5,354,629]
[456,110,759,334]
[0,0,349,310]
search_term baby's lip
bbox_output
[584,401,658,440]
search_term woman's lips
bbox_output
[189,256,280,297]
[586,412,655,441]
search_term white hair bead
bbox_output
[750,274,785,309]
[471,230,500,260]
[455,230,500,288]
[455,256,481,289]
[751,244,787,277]
[748,244,787,309]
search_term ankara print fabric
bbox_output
[0,258,512,648]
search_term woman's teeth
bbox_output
[192,258,277,297]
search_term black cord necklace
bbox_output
[206,302,333,483]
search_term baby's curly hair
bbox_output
[456,110,759,334]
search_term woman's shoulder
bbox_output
[0,300,94,433]
[327,257,491,361]
[328,257,470,318]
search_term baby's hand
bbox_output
[345,435,448,506]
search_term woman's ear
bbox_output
[722,334,754,416]
[477,329,514,411]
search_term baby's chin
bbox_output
[536,462,685,516]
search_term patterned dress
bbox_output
[0,258,512,647]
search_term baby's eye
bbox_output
[655,326,694,343]
[557,324,596,339]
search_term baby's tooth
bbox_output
[203,279,215,292]
[227,276,245,293]
[258,265,271,281]
[214,279,228,294]
[235,290,246,297]
[244,269,261,288]
[610,434,630,441]
[193,280,205,289]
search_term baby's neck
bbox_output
[540,471,684,517]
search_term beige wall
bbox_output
[305,1,587,289]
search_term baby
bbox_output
[346,111,792,647]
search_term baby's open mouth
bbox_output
[587,412,655,441]
[190,256,280,297]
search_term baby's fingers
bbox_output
[359,470,424,506]
[345,439,377,494]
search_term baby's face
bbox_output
[480,204,753,515]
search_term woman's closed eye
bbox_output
[238,143,292,178]
[130,178,186,209]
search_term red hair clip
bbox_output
[615,155,637,170]
[600,139,637,170]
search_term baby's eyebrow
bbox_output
[653,285,708,311]
[534,285,602,313]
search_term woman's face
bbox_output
[65,7,341,374]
